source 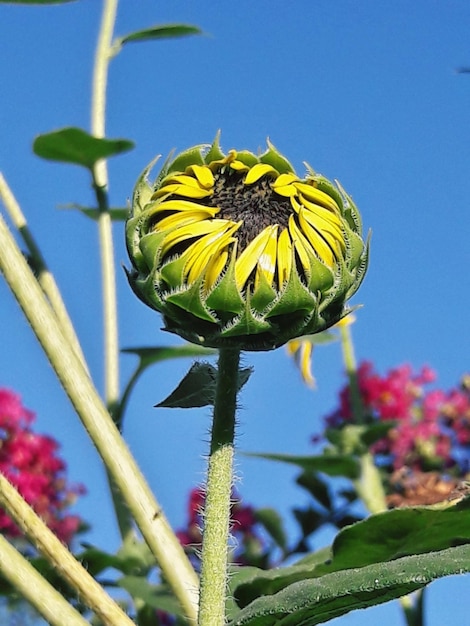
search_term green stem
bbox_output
[338,321,388,512]
[0,214,199,624]
[198,348,241,626]
[0,173,88,373]
[400,589,425,626]
[91,0,120,415]
[338,320,364,424]
[0,474,135,626]
[91,0,132,539]
[0,535,89,626]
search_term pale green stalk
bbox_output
[0,173,88,372]
[338,321,421,620]
[198,348,241,626]
[0,474,135,626]
[338,320,387,513]
[90,0,134,540]
[0,535,89,626]
[0,214,199,623]
[91,0,120,414]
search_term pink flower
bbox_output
[324,362,470,478]
[0,388,85,545]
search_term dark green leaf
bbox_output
[232,496,470,609]
[156,362,252,409]
[118,577,183,615]
[60,204,129,221]
[293,506,325,538]
[77,546,125,577]
[117,24,202,48]
[116,345,217,427]
[33,127,134,169]
[296,472,332,509]
[317,495,470,574]
[254,508,287,551]
[228,544,470,626]
[122,345,216,369]
[360,421,395,446]
[245,452,360,479]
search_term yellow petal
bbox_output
[152,184,212,199]
[161,219,230,256]
[288,215,311,273]
[184,224,239,284]
[299,341,315,387]
[186,164,214,189]
[156,209,218,232]
[235,226,276,290]
[229,160,251,172]
[244,163,278,185]
[272,173,299,187]
[271,183,297,198]
[293,182,340,213]
[160,174,205,188]
[300,204,345,255]
[256,225,278,287]
[154,199,219,215]
[205,248,230,291]
[297,209,335,266]
[286,339,315,387]
[277,227,292,285]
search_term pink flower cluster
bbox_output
[0,388,85,545]
[326,362,470,475]
[177,487,260,567]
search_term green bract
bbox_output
[126,136,369,351]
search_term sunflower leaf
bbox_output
[33,127,134,169]
[156,362,252,408]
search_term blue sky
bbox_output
[1,1,470,624]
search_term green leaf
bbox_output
[122,344,216,368]
[232,496,470,610]
[115,344,216,427]
[292,506,325,538]
[33,127,134,169]
[296,472,332,510]
[244,452,360,479]
[254,508,287,552]
[118,577,184,616]
[121,23,202,44]
[317,495,470,574]
[156,362,252,408]
[60,204,129,221]
[228,544,470,626]
[116,23,203,48]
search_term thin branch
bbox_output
[0,214,199,623]
[91,0,120,414]
[0,474,135,626]
[0,173,88,372]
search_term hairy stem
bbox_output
[198,348,241,626]
[0,214,199,624]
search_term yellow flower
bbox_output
[286,339,316,388]
[126,135,369,351]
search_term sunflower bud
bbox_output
[126,136,369,351]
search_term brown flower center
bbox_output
[208,168,291,250]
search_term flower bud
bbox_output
[126,136,369,351]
